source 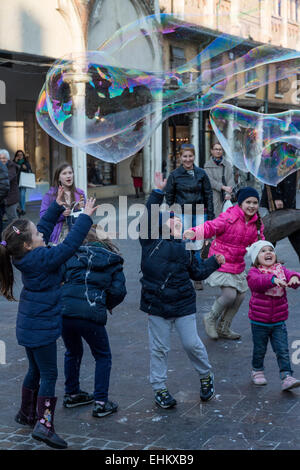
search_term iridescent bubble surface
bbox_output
[210,104,300,185]
[36,13,300,163]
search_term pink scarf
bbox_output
[258,263,286,297]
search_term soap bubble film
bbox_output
[36,12,300,164]
[210,104,300,186]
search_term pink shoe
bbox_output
[281,375,300,391]
[251,370,267,386]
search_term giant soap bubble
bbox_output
[210,104,300,186]
[36,13,300,163]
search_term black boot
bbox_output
[32,397,68,449]
[15,386,38,427]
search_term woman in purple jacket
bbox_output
[247,240,300,391]
[40,163,86,244]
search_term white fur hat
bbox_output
[246,240,275,264]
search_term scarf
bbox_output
[212,157,223,166]
[257,263,286,297]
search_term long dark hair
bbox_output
[52,162,77,205]
[0,219,32,301]
[13,149,25,162]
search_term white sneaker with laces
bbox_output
[281,375,300,391]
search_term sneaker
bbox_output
[92,400,118,418]
[200,375,215,402]
[63,390,94,408]
[281,375,300,391]
[251,370,267,386]
[154,389,177,409]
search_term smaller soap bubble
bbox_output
[210,104,300,185]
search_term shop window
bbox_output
[245,68,257,96]
[275,66,284,97]
[87,156,116,187]
[170,46,186,70]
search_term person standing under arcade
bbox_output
[165,143,215,290]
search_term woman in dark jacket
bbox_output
[0,149,20,225]
[139,172,223,409]
[165,143,215,289]
[61,225,126,418]
[14,149,32,215]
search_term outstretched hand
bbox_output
[183,229,196,240]
[83,198,99,217]
[154,172,167,191]
[215,254,225,265]
[273,278,287,288]
[56,186,65,206]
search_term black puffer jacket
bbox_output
[6,160,20,206]
[165,164,215,219]
[61,242,127,325]
[139,190,219,319]
[0,161,9,202]
[261,172,297,210]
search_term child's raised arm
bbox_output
[37,186,66,244]
[183,210,228,241]
[139,172,167,246]
[247,267,276,293]
[36,198,98,272]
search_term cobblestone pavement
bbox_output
[0,196,300,451]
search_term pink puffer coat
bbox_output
[247,266,300,323]
[191,204,264,274]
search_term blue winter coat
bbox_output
[139,190,219,319]
[13,201,93,348]
[61,242,126,325]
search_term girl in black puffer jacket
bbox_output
[61,224,126,418]
[139,172,224,409]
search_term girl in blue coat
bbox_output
[60,224,126,418]
[0,188,97,449]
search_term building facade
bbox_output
[0,0,299,201]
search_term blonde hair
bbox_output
[83,224,120,254]
[179,144,195,156]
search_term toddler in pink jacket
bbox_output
[247,240,300,391]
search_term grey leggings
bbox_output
[213,287,246,318]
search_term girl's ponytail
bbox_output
[0,219,32,301]
[0,243,15,301]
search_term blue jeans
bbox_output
[251,322,293,379]
[23,342,58,396]
[19,187,26,212]
[62,317,112,402]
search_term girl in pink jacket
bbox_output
[184,187,264,340]
[246,240,300,391]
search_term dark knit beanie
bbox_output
[237,186,260,205]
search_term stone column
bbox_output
[190,113,199,166]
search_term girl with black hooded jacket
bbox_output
[60,224,126,418]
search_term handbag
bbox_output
[19,172,36,189]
